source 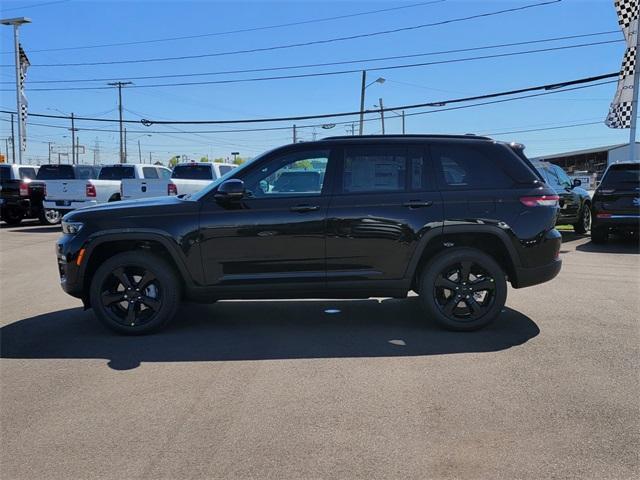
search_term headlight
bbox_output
[62,221,84,235]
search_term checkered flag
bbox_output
[606,1,639,128]
[18,44,30,152]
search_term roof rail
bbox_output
[320,134,492,141]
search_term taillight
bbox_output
[168,183,177,196]
[19,182,29,196]
[596,212,612,218]
[43,183,47,197]
[86,183,96,197]
[519,195,559,207]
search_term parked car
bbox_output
[591,162,639,243]
[532,161,592,233]
[0,164,41,225]
[35,164,101,224]
[56,134,562,335]
[120,165,173,200]
[44,163,157,216]
[170,162,237,196]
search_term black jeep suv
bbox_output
[56,135,562,334]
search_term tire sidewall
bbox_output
[89,251,180,335]
[419,248,507,331]
[40,209,61,225]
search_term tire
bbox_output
[418,248,507,331]
[573,203,591,234]
[108,194,121,202]
[2,208,23,226]
[591,226,608,244]
[39,208,62,225]
[89,251,181,335]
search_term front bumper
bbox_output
[56,234,86,299]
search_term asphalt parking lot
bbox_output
[1,221,639,480]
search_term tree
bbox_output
[213,157,225,163]
[168,156,180,168]
[233,156,247,165]
[200,156,210,162]
[292,159,312,170]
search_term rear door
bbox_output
[325,143,443,286]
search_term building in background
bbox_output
[532,142,640,178]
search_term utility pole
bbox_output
[149,151,152,164]
[124,127,128,162]
[70,112,77,165]
[379,97,385,135]
[10,113,15,163]
[629,23,640,161]
[292,124,297,143]
[401,110,405,134]
[47,141,51,162]
[137,139,142,162]
[358,70,366,136]
[107,81,132,163]
[4,138,9,161]
[93,138,100,165]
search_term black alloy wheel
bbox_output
[419,248,507,331]
[90,251,180,334]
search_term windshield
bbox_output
[98,166,135,180]
[171,164,213,180]
[601,163,640,188]
[189,151,268,201]
[36,165,75,180]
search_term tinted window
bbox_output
[551,165,572,187]
[601,163,640,188]
[219,164,234,176]
[36,165,75,180]
[98,166,135,180]
[171,165,213,180]
[75,166,99,180]
[432,143,514,190]
[142,166,159,179]
[242,150,329,197]
[343,147,406,193]
[158,168,172,179]
[0,165,10,181]
[18,167,37,180]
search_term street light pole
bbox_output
[10,113,15,163]
[70,112,76,165]
[378,97,385,135]
[401,110,405,134]
[124,128,128,162]
[138,139,142,162]
[359,70,366,136]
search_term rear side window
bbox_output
[219,164,234,176]
[158,168,171,180]
[0,166,10,180]
[36,165,75,180]
[18,167,37,180]
[601,163,640,188]
[171,165,213,180]
[432,143,514,190]
[342,147,407,193]
[98,166,135,180]
[75,166,99,180]
[142,166,159,179]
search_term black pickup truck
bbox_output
[0,163,43,225]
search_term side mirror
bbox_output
[215,179,245,201]
[572,178,582,188]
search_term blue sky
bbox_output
[0,0,629,164]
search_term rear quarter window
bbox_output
[431,143,515,190]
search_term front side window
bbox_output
[342,147,407,193]
[98,166,135,180]
[143,167,159,179]
[158,168,172,180]
[75,166,98,180]
[432,144,513,190]
[241,150,329,197]
[219,165,234,176]
[552,165,572,188]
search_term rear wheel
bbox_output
[89,251,180,335]
[39,208,62,225]
[591,226,608,244]
[573,203,591,234]
[418,248,507,331]
[2,208,23,226]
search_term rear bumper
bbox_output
[44,199,98,211]
[593,214,640,230]
[512,258,562,289]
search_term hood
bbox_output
[63,196,187,222]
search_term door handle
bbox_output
[290,204,320,213]
[403,200,433,208]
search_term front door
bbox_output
[198,147,335,292]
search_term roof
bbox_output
[532,143,639,160]
[321,134,492,141]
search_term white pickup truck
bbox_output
[44,164,168,216]
[170,162,236,196]
[119,165,173,200]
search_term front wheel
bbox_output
[573,204,591,234]
[39,208,62,225]
[89,251,181,335]
[418,248,507,331]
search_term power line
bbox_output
[1,31,620,85]
[0,0,69,12]
[0,40,621,92]
[0,1,446,54]
[4,0,562,67]
[0,73,618,130]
